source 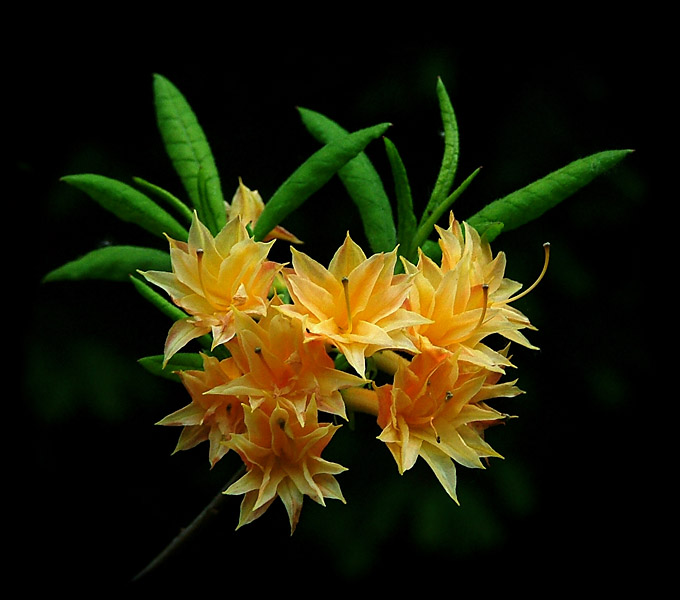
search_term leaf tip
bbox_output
[41,271,56,284]
[152,72,168,85]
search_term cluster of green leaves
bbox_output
[43,73,632,336]
[42,74,394,288]
[297,78,631,265]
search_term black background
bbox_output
[16,22,663,593]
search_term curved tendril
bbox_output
[429,417,441,444]
[502,242,551,305]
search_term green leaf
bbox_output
[138,352,205,382]
[153,73,226,233]
[61,174,188,241]
[195,167,220,235]
[254,120,391,242]
[383,137,416,260]
[129,274,188,323]
[479,222,505,243]
[467,149,633,242]
[422,77,460,224]
[132,177,194,225]
[297,107,396,253]
[43,245,171,283]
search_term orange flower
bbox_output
[374,346,522,503]
[223,396,347,533]
[278,233,430,378]
[140,213,281,365]
[156,353,246,467]
[208,302,367,422]
[402,213,548,372]
[229,179,303,244]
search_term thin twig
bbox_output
[131,464,246,582]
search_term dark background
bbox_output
[17,29,662,592]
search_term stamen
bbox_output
[252,344,278,388]
[341,276,353,333]
[473,284,490,331]
[195,249,208,299]
[429,417,441,443]
[503,242,550,304]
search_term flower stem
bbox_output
[372,350,409,375]
[342,387,379,416]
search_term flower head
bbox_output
[208,301,367,422]
[156,353,246,466]
[140,213,281,364]
[374,346,522,503]
[278,233,430,378]
[402,213,548,372]
[224,396,346,533]
[229,179,303,244]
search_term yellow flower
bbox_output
[374,346,522,503]
[156,353,246,467]
[278,233,431,378]
[402,212,548,372]
[140,213,281,365]
[223,396,347,533]
[229,179,303,244]
[208,302,367,422]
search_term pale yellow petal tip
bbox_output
[266,225,304,245]
[229,178,303,244]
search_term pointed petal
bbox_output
[156,403,205,427]
[328,232,368,279]
[420,443,459,503]
[290,247,340,295]
[163,318,210,365]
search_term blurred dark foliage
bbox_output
[16,31,663,593]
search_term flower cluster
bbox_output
[141,197,547,532]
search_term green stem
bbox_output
[411,167,481,257]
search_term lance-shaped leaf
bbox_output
[383,136,416,261]
[297,107,396,253]
[421,77,460,225]
[132,177,194,226]
[254,121,391,242]
[43,245,171,283]
[61,174,189,240]
[138,352,205,382]
[129,274,188,322]
[153,73,226,233]
[195,167,220,236]
[467,149,634,241]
